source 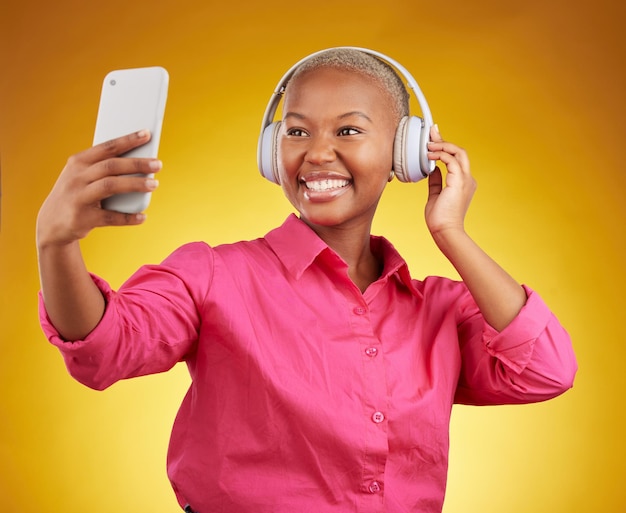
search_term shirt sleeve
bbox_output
[38,242,213,391]
[454,285,578,405]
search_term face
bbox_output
[277,67,398,233]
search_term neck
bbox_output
[304,219,382,293]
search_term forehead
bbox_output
[283,67,394,113]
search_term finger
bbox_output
[75,130,153,165]
[83,174,159,206]
[429,150,477,193]
[94,129,152,161]
[427,140,464,157]
[427,150,463,176]
[430,124,443,143]
[427,143,470,174]
[98,209,147,227]
[426,125,469,164]
[90,156,162,182]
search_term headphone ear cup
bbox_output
[393,115,429,183]
[392,117,409,182]
[259,121,282,184]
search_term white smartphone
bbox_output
[93,66,169,213]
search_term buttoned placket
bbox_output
[348,292,388,510]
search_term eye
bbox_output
[285,127,309,137]
[338,127,361,136]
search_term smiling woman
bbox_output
[34,46,576,513]
[277,66,397,236]
[2,0,623,509]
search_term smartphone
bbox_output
[93,66,169,213]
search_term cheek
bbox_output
[349,140,394,174]
[353,126,396,169]
[276,140,299,180]
[382,128,397,167]
[276,147,302,201]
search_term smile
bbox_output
[300,175,352,202]
[303,178,351,192]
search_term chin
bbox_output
[299,210,344,228]
[294,200,377,232]
[300,209,369,232]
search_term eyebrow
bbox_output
[338,111,373,123]
[283,111,373,123]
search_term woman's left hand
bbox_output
[424,125,476,239]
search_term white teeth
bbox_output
[304,179,350,191]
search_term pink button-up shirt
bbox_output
[39,214,577,513]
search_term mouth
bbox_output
[303,178,351,192]
[300,174,352,202]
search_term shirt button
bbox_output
[353,306,367,315]
[371,411,385,424]
[368,480,382,493]
[364,347,378,357]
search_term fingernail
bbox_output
[149,160,162,170]
[146,178,159,190]
[433,123,440,133]
[137,129,150,138]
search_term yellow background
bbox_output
[1,0,624,511]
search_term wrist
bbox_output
[36,237,81,264]
[36,212,79,251]
[36,233,75,253]
[430,225,469,251]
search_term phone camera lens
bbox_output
[110,79,116,86]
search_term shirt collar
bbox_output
[264,214,422,298]
[264,214,329,280]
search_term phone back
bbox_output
[94,66,169,212]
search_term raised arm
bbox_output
[37,130,161,341]
[425,126,527,331]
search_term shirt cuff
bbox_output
[38,273,118,353]
[482,285,551,374]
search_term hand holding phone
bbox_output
[93,66,169,213]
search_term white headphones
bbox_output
[257,46,436,185]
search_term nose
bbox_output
[305,134,336,165]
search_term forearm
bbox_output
[433,229,527,331]
[35,131,161,340]
[38,240,106,341]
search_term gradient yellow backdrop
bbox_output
[1,0,624,511]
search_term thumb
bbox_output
[427,166,443,200]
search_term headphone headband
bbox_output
[257,46,435,184]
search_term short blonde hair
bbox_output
[287,48,410,121]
